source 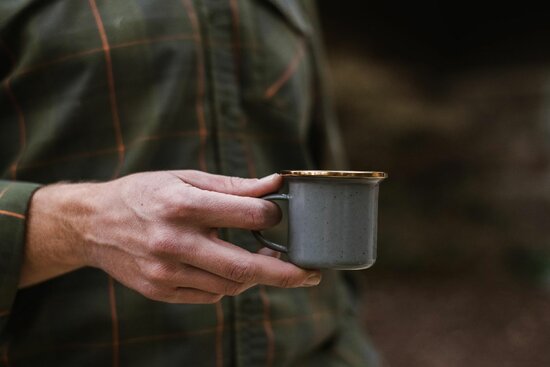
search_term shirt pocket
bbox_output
[241,0,315,130]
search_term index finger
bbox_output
[178,189,282,231]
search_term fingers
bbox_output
[170,288,223,304]
[146,285,224,305]
[147,262,255,296]
[140,244,319,304]
[172,170,282,197]
[166,170,283,230]
[183,237,321,288]
[257,247,281,259]
[183,189,282,230]
[106,238,318,305]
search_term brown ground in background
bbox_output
[359,277,550,367]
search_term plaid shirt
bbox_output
[0,1,378,366]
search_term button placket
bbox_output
[201,1,267,367]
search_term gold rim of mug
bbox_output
[280,170,387,179]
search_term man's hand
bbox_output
[21,171,320,303]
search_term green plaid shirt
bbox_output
[0,1,377,366]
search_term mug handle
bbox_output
[251,193,290,253]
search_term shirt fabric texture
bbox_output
[0,1,378,366]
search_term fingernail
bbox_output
[303,273,321,287]
[257,247,281,259]
[259,173,279,183]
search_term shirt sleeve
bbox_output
[0,180,41,327]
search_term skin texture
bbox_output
[21,170,321,304]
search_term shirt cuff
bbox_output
[0,180,41,319]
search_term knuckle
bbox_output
[278,273,297,288]
[145,263,173,284]
[245,201,278,229]
[152,190,181,218]
[226,176,247,192]
[176,196,200,220]
[260,200,280,226]
[154,186,199,221]
[149,229,177,256]
[223,282,246,296]
[175,290,223,304]
[202,294,224,304]
[227,260,256,283]
[244,206,261,228]
[140,283,169,302]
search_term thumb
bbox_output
[172,170,283,197]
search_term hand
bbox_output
[23,171,321,304]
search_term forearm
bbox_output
[20,183,99,288]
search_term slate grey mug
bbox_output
[252,170,387,270]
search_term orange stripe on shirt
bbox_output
[88,0,125,179]
[88,4,124,359]
[181,0,208,172]
[17,48,102,77]
[112,33,195,51]
[107,276,120,367]
[15,35,248,78]
[215,302,224,367]
[0,312,333,360]
[259,286,275,367]
[0,210,25,220]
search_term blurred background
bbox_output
[316,2,550,366]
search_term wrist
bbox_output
[26,182,105,276]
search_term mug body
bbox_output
[286,177,381,270]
